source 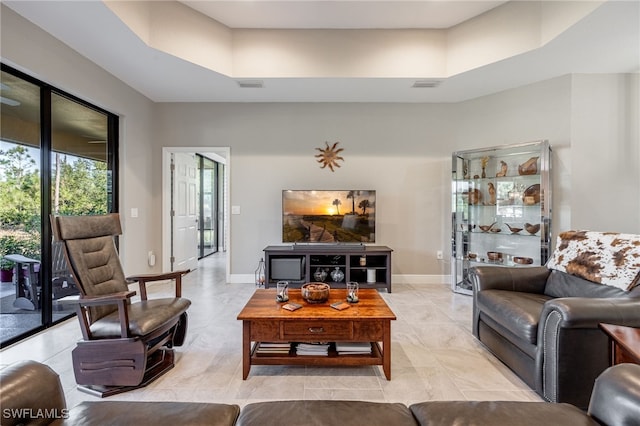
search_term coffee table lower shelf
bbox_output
[249,342,384,368]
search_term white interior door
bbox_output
[172,152,199,272]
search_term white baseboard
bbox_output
[229,274,451,285]
[392,274,450,285]
[229,274,255,284]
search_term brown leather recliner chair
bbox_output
[52,213,191,397]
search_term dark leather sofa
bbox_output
[471,265,640,409]
[2,360,640,426]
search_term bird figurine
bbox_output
[505,223,523,234]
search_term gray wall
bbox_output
[3,5,639,281]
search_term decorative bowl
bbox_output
[523,184,541,205]
[487,251,503,261]
[468,253,478,260]
[513,256,534,265]
[518,156,539,175]
[301,282,330,304]
[524,223,540,235]
[479,222,496,232]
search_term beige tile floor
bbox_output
[0,253,542,408]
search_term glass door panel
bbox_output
[198,156,217,258]
[50,93,109,316]
[0,70,43,342]
[217,163,225,252]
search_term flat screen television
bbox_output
[282,190,376,243]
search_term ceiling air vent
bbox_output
[411,79,443,89]
[237,80,264,89]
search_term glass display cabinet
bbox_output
[451,140,552,295]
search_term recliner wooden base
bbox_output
[77,348,175,398]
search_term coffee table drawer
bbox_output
[281,320,353,340]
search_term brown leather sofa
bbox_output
[2,360,640,426]
[471,265,640,409]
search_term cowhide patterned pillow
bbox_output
[546,230,640,291]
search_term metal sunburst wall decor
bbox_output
[315,141,344,172]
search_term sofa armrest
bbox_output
[536,298,640,408]
[471,266,550,339]
[540,297,640,329]
[470,266,550,293]
[0,361,67,425]
[588,364,640,426]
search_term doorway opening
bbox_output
[162,147,230,283]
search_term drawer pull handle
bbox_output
[308,327,325,333]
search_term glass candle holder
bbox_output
[346,281,359,303]
[276,281,289,302]
[255,258,266,289]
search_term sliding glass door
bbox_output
[197,155,225,258]
[0,64,118,347]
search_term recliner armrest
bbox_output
[588,364,640,426]
[126,270,190,300]
[470,266,550,293]
[65,291,136,339]
[57,291,136,306]
[126,270,190,283]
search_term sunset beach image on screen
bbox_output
[282,190,375,243]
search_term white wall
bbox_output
[3,5,639,282]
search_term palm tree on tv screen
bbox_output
[346,191,360,214]
[332,198,341,215]
[358,199,371,215]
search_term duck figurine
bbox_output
[505,223,522,234]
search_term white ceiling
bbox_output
[3,0,639,103]
[179,0,508,29]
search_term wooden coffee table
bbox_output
[237,288,396,380]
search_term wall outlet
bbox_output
[436,250,443,260]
